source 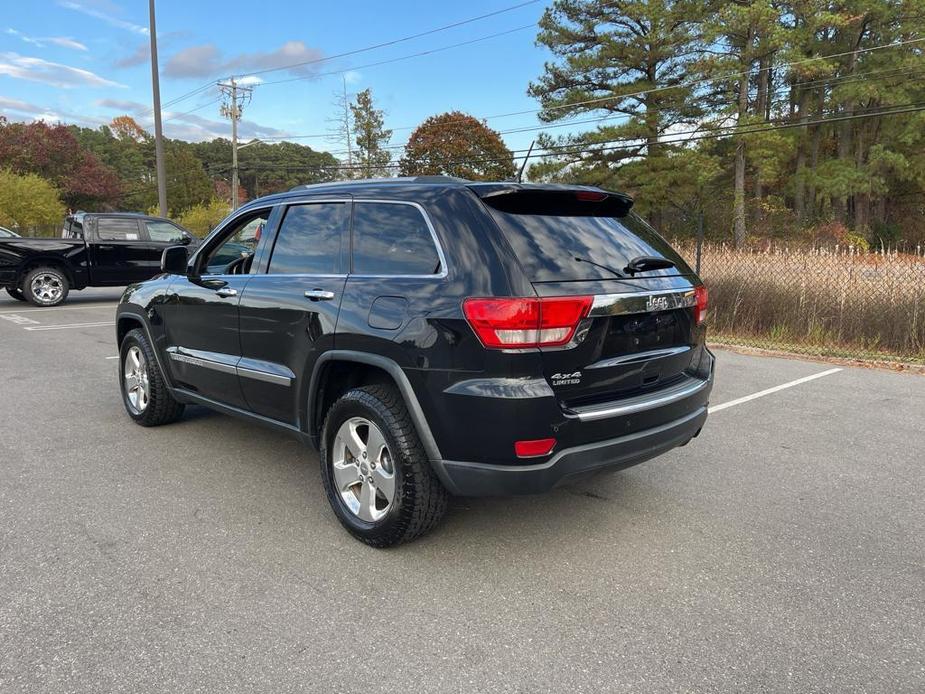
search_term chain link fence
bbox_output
[673,241,925,364]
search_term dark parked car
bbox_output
[115,177,714,546]
[0,213,197,305]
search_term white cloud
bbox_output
[0,52,126,88]
[0,97,104,126]
[115,43,149,69]
[163,41,323,79]
[343,70,362,85]
[47,37,89,51]
[5,28,88,51]
[0,96,44,113]
[236,75,263,87]
[57,0,148,36]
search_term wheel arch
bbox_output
[116,309,176,391]
[306,351,442,463]
[116,312,144,346]
[18,257,77,288]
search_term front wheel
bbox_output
[320,385,448,547]
[5,286,26,302]
[119,328,185,426]
[23,267,69,306]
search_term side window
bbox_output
[352,202,441,276]
[200,211,269,275]
[267,203,348,275]
[97,218,141,241]
[145,220,187,243]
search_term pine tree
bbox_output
[527,0,710,227]
[350,89,393,178]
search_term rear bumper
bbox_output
[434,404,708,496]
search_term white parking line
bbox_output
[24,321,115,331]
[105,355,119,360]
[0,304,118,315]
[0,314,40,325]
[709,368,842,414]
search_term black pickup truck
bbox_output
[0,213,197,306]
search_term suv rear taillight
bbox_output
[463,296,593,349]
[694,285,708,325]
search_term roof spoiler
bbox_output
[470,184,634,217]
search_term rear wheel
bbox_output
[119,328,185,426]
[23,267,69,306]
[5,286,26,302]
[320,385,448,547]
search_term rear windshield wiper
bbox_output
[573,256,628,279]
[624,255,675,276]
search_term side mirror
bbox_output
[161,245,189,275]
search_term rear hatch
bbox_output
[474,184,705,411]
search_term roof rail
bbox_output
[288,175,469,192]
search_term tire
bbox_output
[119,328,185,427]
[5,286,26,302]
[320,384,448,547]
[23,266,69,306]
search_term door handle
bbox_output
[304,289,335,301]
[215,288,238,298]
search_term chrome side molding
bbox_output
[167,346,294,387]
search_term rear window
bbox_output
[482,195,692,282]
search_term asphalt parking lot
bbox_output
[0,288,922,693]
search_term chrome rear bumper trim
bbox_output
[567,375,710,421]
[590,288,697,317]
[586,345,691,369]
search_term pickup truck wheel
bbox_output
[23,267,69,306]
[5,287,27,302]
[119,328,185,426]
[320,385,448,547]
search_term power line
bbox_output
[127,2,541,118]
[203,102,925,175]
[251,36,925,146]
[257,23,535,89]
[253,62,925,157]
[231,0,541,79]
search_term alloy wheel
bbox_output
[123,345,150,414]
[331,416,397,522]
[30,273,63,304]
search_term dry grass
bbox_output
[674,242,925,363]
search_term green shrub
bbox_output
[0,169,65,232]
[177,199,231,237]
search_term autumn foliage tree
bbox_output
[0,117,122,209]
[399,112,515,180]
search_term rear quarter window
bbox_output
[352,202,442,276]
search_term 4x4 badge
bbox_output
[551,371,582,386]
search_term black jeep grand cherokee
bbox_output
[116,177,714,546]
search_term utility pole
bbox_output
[148,0,167,216]
[342,76,353,172]
[218,77,252,210]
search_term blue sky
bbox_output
[0,0,555,157]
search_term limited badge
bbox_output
[551,371,582,386]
